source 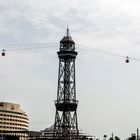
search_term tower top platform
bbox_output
[60,28,75,51]
[60,28,75,43]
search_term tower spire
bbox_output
[66,24,70,37]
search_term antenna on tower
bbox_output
[66,23,70,37]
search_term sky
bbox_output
[1,0,140,139]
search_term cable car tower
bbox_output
[53,28,79,140]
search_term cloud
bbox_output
[1,0,140,138]
[1,0,140,53]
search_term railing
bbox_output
[54,99,78,104]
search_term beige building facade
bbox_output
[0,102,29,131]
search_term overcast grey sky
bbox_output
[1,0,140,139]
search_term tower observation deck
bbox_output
[53,29,79,140]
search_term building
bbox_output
[0,102,29,131]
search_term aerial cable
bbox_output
[1,42,140,63]
[76,43,125,58]
[0,42,58,47]
[0,43,58,51]
[0,43,58,56]
[7,45,58,51]
[76,43,140,63]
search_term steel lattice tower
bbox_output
[53,29,79,140]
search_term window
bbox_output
[0,103,3,107]
[11,105,14,110]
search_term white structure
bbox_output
[0,102,29,131]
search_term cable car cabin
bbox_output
[126,56,129,63]
[2,50,5,56]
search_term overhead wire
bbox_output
[0,42,58,52]
[76,43,125,58]
[0,42,140,62]
[8,45,58,51]
[76,43,140,62]
[0,42,58,49]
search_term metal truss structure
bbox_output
[53,29,79,140]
